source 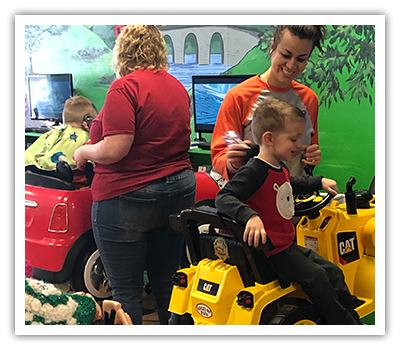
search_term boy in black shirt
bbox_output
[215,99,362,324]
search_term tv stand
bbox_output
[195,132,210,150]
[194,132,207,143]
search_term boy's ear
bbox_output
[262,131,273,145]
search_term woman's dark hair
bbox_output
[272,25,326,55]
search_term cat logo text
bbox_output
[337,231,360,265]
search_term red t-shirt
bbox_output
[215,157,322,256]
[90,68,192,201]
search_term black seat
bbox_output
[176,206,280,287]
[25,172,75,191]
[199,234,255,286]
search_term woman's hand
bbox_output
[244,215,267,248]
[74,146,90,170]
[226,140,252,173]
[73,134,134,170]
[302,144,322,166]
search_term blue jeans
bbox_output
[92,168,196,324]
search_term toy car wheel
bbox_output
[168,313,194,325]
[82,249,112,300]
[294,192,334,218]
[260,298,324,325]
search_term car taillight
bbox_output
[236,291,254,309]
[48,203,68,233]
[172,272,188,288]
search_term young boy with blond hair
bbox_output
[25,95,98,186]
[215,98,362,325]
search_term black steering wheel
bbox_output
[294,192,335,218]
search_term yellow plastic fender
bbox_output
[168,267,196,315]
[226,281,296,325]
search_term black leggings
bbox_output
[268,244,360,324]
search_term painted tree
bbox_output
[25,25,69,75]
[258,25,375,107]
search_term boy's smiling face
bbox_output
[270,119,306,164]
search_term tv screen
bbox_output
[192,75,252,134]
[27,73,73,123]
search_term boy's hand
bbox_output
[244,215,267,248]
[321,178,338,196]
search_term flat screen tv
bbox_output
[192,74,252,134]
[27,73,73,124]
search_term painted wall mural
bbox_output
[24,24,375,190]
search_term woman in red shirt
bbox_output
[74,25,195,325]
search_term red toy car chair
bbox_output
[194,171,220,207]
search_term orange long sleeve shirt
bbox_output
[211,75,319,180]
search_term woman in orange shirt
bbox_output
[211,25,326,186]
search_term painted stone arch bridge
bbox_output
[161,26,261,66]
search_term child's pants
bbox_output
[268,243,361,325]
